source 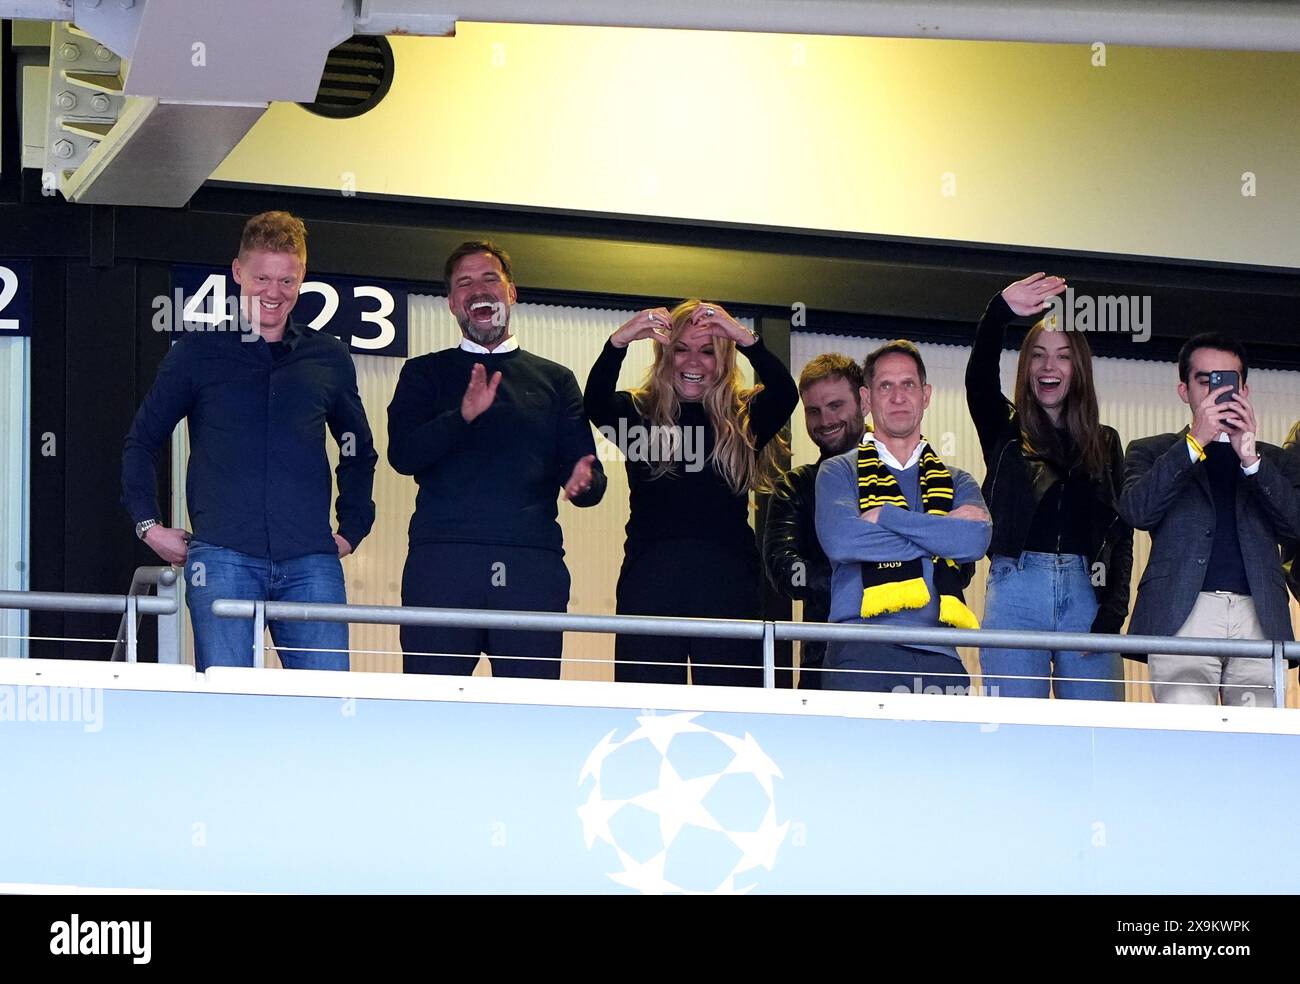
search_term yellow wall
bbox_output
[212,24,1300,269]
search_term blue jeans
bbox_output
[185,541,349,672]
[979,551,1121,700]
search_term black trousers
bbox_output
[400,542,570,679]
[615,540,763,687]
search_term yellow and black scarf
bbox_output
[856,436,980,629]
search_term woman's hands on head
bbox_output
[611,308,672,349]
[687,302,756,347]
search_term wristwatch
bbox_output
[135,518,160,541]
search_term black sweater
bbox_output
[1202,441,1252,594]
[584,337,798,565]
[387,346,606,553]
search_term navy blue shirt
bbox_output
[121,320,377,560]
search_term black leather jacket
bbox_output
[764,461,832,668]
[965,292,1134,635]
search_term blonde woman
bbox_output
[584,300,797,686]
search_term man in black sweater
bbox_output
[763,353,865,689]
[1121,334,1300,706]
[387,241,606,678]
[123,211,377,671]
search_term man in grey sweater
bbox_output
[816,340,991,694]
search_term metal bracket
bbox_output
[43,21,125,200]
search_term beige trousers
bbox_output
[1148,592,1274,707]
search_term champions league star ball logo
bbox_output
[577,712,788,894]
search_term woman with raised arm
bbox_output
[584,300,798,687]
[965,273,1133,700]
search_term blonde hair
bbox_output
[630,299,787,495]
[239,211,307,262]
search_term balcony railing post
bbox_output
[252,600,266,669]
[111,566,181,662]
[1274,640,1288,709]
[124,595,138,663]
[156,568,180,664]
[762,621,775,689]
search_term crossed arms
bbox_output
[814,453,991,566]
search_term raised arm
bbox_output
[1225,398,1300,544]
[584,338,638,431]
[965,292,1017,454]
[965,274,1066,455]
[1121,382,1244,529]
[739,337,799,451]
[584,307,671,430]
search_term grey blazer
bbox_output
[1119,427,1300,658]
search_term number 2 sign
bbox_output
[0,261,33,337]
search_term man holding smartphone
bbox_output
[1121,333,1300,706]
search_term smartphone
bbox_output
[1209,369,1240,405]
[1209,370,1241,430]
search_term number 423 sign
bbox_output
[169,265,409,358]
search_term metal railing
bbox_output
[0,580,180,663]
[209,599,1300,709]
[110,566,180,663]
[0,588,1294,707]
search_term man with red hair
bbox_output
[123,211,376,671]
